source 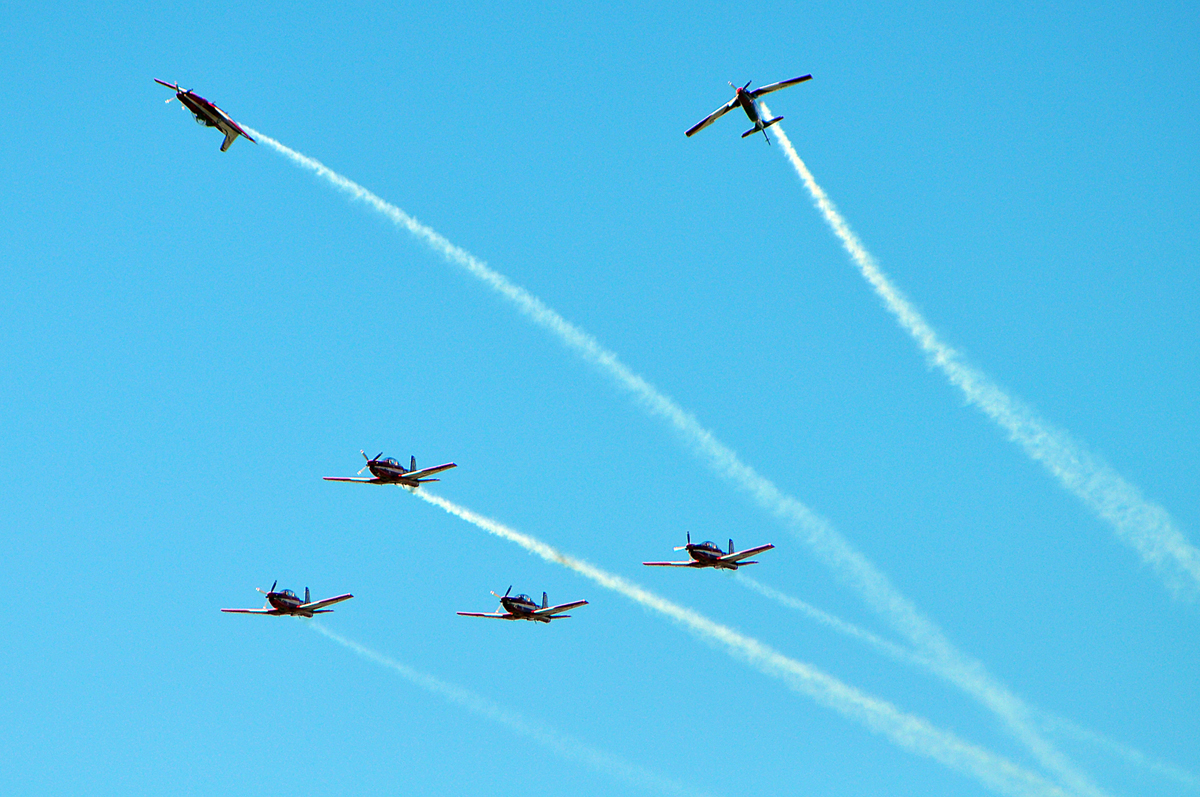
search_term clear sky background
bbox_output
[2,2,1197,796]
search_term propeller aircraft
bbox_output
[324,451,456,488]
[154,78,256,152]
[221,581,354,617]
[685,75,812,144]
[457,586,587,623]
[643,533,774,570]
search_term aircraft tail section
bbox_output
[542,592,548,610]
[305,587,310,604]
[741,125,760,138]
[410,455,417,472]
[220,129,239,151]
[763,116,783,130]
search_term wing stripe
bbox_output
[749,75,812,98]
[685,99,737,137]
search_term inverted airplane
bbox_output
[221,581,353,617]
[643,533,774,570]
[685,75,812,144]
[324,451,456,488]
[457,586,587,623]
[154,78,256,152]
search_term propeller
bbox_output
[674,532,692,551]
[357,450,383,475]
[490,585,513,601]
[257,580,278,595]
[728,79,753,93]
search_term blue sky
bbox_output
[2,2,1197,796]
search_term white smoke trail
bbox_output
[1039,713,1200,793]
[738,575,1200,791]
[310,623,714,797]
[762,107,1200,600]
[248,129,1101,796]
[414,490,1076,797]
[735,574,918,666]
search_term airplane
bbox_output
[221,581,353,617]
[457,586,587,623]
[685,75,812,144]
[154,78,256,152]
[643,533,774,570]
[324,451,456,488]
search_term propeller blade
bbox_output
[674,531,691,550]
[360,450,369,461]
[505,585,512,597]
[375,452,384,461]
[743,80,753,90]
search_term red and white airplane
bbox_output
[643,533,774,570]
[457,586,587,623]
[155,78,256,152]
[221,581,353,617]
[685,75,812,144]
[324,451,456,488]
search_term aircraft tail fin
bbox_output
[220,129,239,152]
[542,592,548,610]
[410,455,417,472]
[729,539,735,554]
[305,587,310,604]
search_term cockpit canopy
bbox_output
[698,541,720,550]
[510,594,534,605]
[280,589,298,600]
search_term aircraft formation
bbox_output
[153,75,806,619]
[220,448,775,620]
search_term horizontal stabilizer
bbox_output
[763,116,783,129]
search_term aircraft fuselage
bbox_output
[734,89,763,126]
[367,461,422,486]
[500,596,546,621]
[264,591,306,614]
[686,544,739,569]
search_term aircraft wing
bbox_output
[642,560,699,567]
[749,75,812,98]
[299,593,354,612]
[221,608,277,614]
[534,600,588,617]
[685,97,738,137]
[219,114,256,144]
[456,611,513,619]
[719,543,775,564]
[405,462,457,481]
[154,78,181,91]
[323,476,385,484]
